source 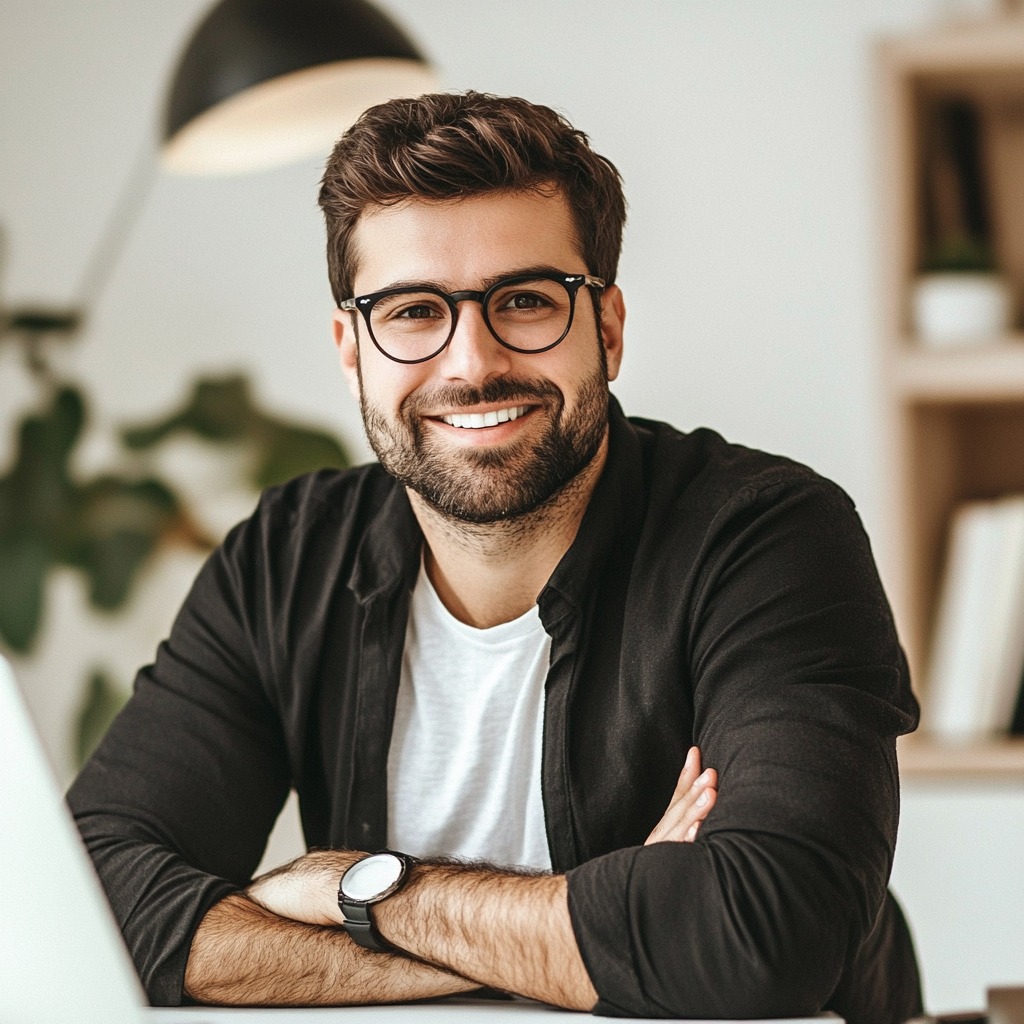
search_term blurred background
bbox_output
[1,0,1021,1014]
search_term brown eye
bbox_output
[397,304,440,319]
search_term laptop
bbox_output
[0,653,149,1024]
[0,653,841,1023]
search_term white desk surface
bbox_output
[149,996,839,1022]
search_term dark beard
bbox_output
[360,369,609,525]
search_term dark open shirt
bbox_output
[68,398,923,1021]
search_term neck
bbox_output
[410,435,608,629]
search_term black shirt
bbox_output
[68,398,923,1021]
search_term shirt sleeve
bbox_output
[66,513,291,1005]
[566,475,920,1022]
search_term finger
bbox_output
[681,777,716,835]
[658,783,717,844]
[645,767,717,845]
[654,770,718,842]
[668,764,717,822]
[670,746,702,801]
[646,750,701,845]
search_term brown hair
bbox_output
[318,91,627,303]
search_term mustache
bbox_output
[402,376,564,416]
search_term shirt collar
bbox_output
[539,395,645,632]
[347,475,423,605]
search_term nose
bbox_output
[437,299,513,383]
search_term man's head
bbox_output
[319,93,627,526]
[318,91,626,304]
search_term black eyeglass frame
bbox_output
[339,271,606,365]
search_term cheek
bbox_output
[552,347,604,400]
[359,357,427,412]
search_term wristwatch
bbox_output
[337,850,417,952]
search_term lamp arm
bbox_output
[72,134,159,314]
[0,135,156,370]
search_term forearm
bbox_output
[242,759,718,1011]
[252,851,598,1010]
[184,892,478,1006]
[376,864,598,1011]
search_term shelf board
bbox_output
[892,336,1024,401]
[899,734,1024,780]
[881,15,1024,76]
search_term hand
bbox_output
[644,745,718,845]
[247,848,361,927]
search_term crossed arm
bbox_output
[183,746,718,1007]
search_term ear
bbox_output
[599,285,626,382]
[333,309,361,401]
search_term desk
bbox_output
[149,997,839,1022]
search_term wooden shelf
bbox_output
[880,15,1024,75]
[877,22,1024,783]
[899,734,1024,780]
[894,336,1024,402]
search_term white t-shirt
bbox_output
[386,560,553,871]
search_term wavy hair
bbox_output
[318,91,627,303]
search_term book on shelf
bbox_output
[1012,660,1024,737]
[925,495,1024,743]
[920,97,993,267]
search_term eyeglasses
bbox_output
[340,270,605,365]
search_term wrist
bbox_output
[247,849,360,927]
[303,848,362,926]
[337,850,418,952]
[371,859,427,937]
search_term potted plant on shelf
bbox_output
[912,235,1015,349]
[912,97,1017,349]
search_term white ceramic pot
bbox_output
[911,272,1014,348]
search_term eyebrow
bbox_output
[372,264,569,294]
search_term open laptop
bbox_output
[0,654,841,1024]
[0,653,149,1024]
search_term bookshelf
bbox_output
[877,16,1024,779]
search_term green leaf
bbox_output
[0,386,88,650]
[122,375,252,448]
[10,386,85,488]
[252,423,351,490]
[0,534,49,651]
[121,373,351,489]
[75,668,129,768]
[920,235,997,273]
[73,477,182,609]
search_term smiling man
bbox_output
[68,92,923,1023]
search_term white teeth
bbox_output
[441,405,528,429]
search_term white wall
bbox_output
[2,0,1021,1013]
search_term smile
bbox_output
[440,405,530,429]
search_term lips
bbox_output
[439,404,530,429]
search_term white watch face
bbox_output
[342,854,404,902]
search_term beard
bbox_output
[359,361,610,525]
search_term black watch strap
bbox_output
[339,901,391,952]
[337,851,416,953]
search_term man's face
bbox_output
[333,188,625,524]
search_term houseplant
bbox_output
[1,279,350,764]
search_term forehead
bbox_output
[349,188,584,293]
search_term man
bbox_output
[69,92,923,1022]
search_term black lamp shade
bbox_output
[162,0,439,174]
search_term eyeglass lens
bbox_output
[368,276,575,362]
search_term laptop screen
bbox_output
[0,654,147,1024]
